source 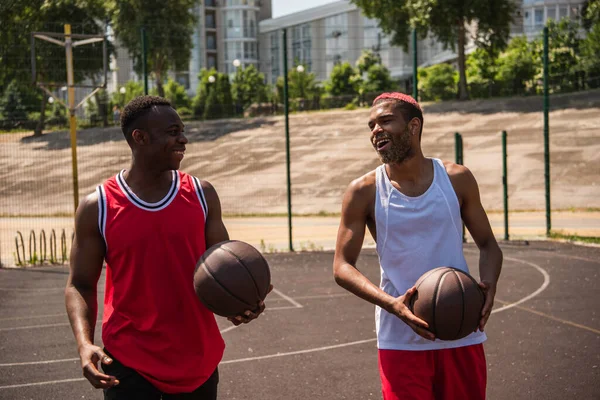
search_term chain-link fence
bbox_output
[2,15,599,266]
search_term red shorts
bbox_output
[378,344,487,400]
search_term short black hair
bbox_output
[372,93,424,138]
[120,95,172,141]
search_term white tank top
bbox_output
[374,158,487,350]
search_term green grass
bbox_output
[486,207,600,214]
[549,231,600,244]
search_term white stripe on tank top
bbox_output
[374,158,487,350]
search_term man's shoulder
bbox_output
[440,160,470,178]
[348,169,377,194]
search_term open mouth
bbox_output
[174,150,185,160]
[374,137,391,151]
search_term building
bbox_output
[107,0,586,96]
[108,0,272,95]
[258,0,586,89]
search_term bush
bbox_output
[418,63,458,101]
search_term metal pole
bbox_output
[65,24,79,213]
[141,27,148,95]
[412,28,418,100]
[455,132,466,243]
[543,26,551,236]
[283,29,294,252]
[502,130,509,241]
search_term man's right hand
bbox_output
[388,287,436,341]
[78,343,120,389]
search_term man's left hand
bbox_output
[476,281,496,332]
[227,284,273,326]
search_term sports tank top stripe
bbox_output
[374,158,486,350]
[98,170,224,393]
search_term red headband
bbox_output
[372,92,422,112]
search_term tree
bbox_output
[545,19,584,92]
[467,48,499,98]
[232,65,268,112]
[350,0,518,100]
[418,63,458,101]
[1,0,110,135]
[362,64,394,93]
[275,67,319,100]
[495,36,539,96]
[582,0,600,31]
[325,62,361,96]
[0,80,29,129]
[581,21,600,87]
[109,0,199,97]
[111,80,144,108]
[356,49,382,75]
[164,79,191,110]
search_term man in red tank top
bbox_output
[65,96,269,399]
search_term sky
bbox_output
[271,0,340,18]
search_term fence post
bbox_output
[412,28,418,100]
[455,132,465,242]
[502,130,509,241]
[282,28,294,252]
[543,26,551,236]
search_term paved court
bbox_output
[0,241,599,399]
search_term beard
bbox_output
[374,128,414,164]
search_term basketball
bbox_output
[409,267,484,341]
[193,240,271,317]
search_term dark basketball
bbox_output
[193,240,271,318]
[409,267,485,341]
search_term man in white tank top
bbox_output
[333,92,503,400]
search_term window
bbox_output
[206,12,216,29]
[176,73,190,90]
[205,0,216,6]
[559,7,567,20]
[270,32,280,83]
[534,9,544,26]
[207,33,216,50]
[326,13,348,76]
[546,6,556,22]
[207,55,216,69]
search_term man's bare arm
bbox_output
[448,163,503,331]
[333,175,434,340]
[65,192,118,389]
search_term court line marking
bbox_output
[0,313,66,322]
[0,288,64,292]
[271,288,303,308]
[490,255,550,314]
[0,326,240,367]
[219,338,377,365]
[495,299,600,335]
[0,378,85,390]
[0,321,79,332]
[531,250,600,265]
[0,294,346,323]
[0,253,550,389]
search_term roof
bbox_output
[259,0,358,33]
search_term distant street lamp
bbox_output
[48,97,55,104]
[119,86,126,94]
[296,65,304,73]
[208,75,216,83]
[232,59,241,68]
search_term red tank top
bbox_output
[97,170,224,393]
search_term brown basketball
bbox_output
[193,240,271,317]
[409,267,485,341]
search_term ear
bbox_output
[408,118,421,136]
[131,129,149,145]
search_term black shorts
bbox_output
[102,349,219,400]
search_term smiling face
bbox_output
[368,101,416,164]
[131,105,188,170]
